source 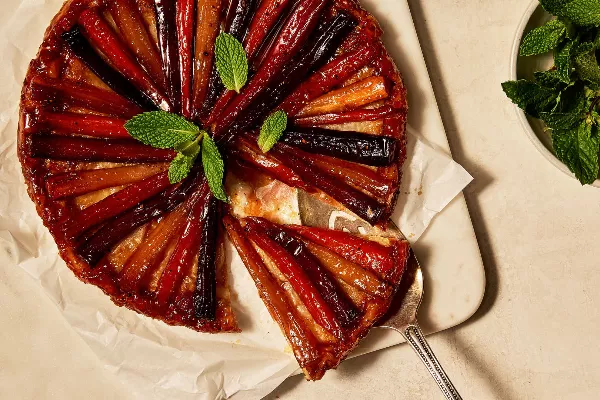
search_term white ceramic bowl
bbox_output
[509,0,600,186]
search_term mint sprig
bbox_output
[124,111,228,197]
[258,111,288,153]
[215,33,248,93]
[502,0,600,184]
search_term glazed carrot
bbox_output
[288,225,410,284]
[294,105,398,126]
[191,0,223,117]
[243,0,295,62]
[109,0,167,90]
[306,241,391,298]
[223,215,322,368]
[27,134,175,163]
[154,0,181,111]
[177,0,196,118]
[46,164,168,199]
[64,171,172,239]
[279,43,379,116]
[119,202,189,292]
[62,27,159,111]
[296,76,388,117]
[77,9,170,110]
[29,76,143,118]
[39,112,129,138]
[77,174,199,266]
[213,0,329,138]
[245,217,361,328]
[280,126,398,167]
[155,181,210,305]
[193,194,220,319]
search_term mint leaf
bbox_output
[534,70,566,88]
[125,111,199,149]
[215,33,248,93]
[520,19,567,56]
[540,0,572,14]
[168,153,196,184]
[574,43,600,89]
[553,122,599,184]
[175,137,202,158]
[540,111,585,128]
[554,38,578,82]
[502,80,559,117]
[556,0,600,27]
[201,132,228,202]
[258,111,288,152]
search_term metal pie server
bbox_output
[298,193,463,400]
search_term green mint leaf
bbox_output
[554,37,579,82]
[519,19,567,56]
[555,0,600,27]
[540,83,586,128]
[534,70,566,88]
[540,0,572,14]
[501,80,559,117]
[258,111,288,153]
[125,111,200,149]
[552,122,599,184]
[201,132,228,202]
[168,153,196,184]
[574,44,600,89]
[174,135,202,158]
[540,111,585,128]
[215,32,248,93]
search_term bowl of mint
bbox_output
[504,0,600,186]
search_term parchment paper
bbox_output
[0,1,473,399]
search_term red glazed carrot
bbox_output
[29,76,143,118]
[176,0,196,118]
[154,0,181,111]
[46,164,168,199]
[78,8,170,110]
[27,134,175,163]
[39,112,129,138]
[294,105,398,126]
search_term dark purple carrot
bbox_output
[154,0,182,112]
[28,76,143,118]
[222,11,357,139]
[193,194,219,320]
[212,0,329,139]
[27,134,175,163]
[245,217,361,328]
[270,142,388,225]
[177,0,196,118]
[77,172,200,266]
[280,126,398,167]
[61,27,159,111]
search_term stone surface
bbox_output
[3,0,600,399]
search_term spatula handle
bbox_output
[400,324,463,400]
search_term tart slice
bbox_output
[224,216,410,380]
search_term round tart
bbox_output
[18,0,409,379]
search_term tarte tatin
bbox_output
[18,0,409,380]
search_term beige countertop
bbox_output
[3,0,600,399]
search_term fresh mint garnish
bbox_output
[124,112,228,195]
[519,19,567,56]
[124,111,199,148]
[502,0,600,184]
[258,111,288,153]
[201,132,228,202]
[553,121,600,184]
[215,32,248,93]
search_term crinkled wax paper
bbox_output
[0,0,472,399]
